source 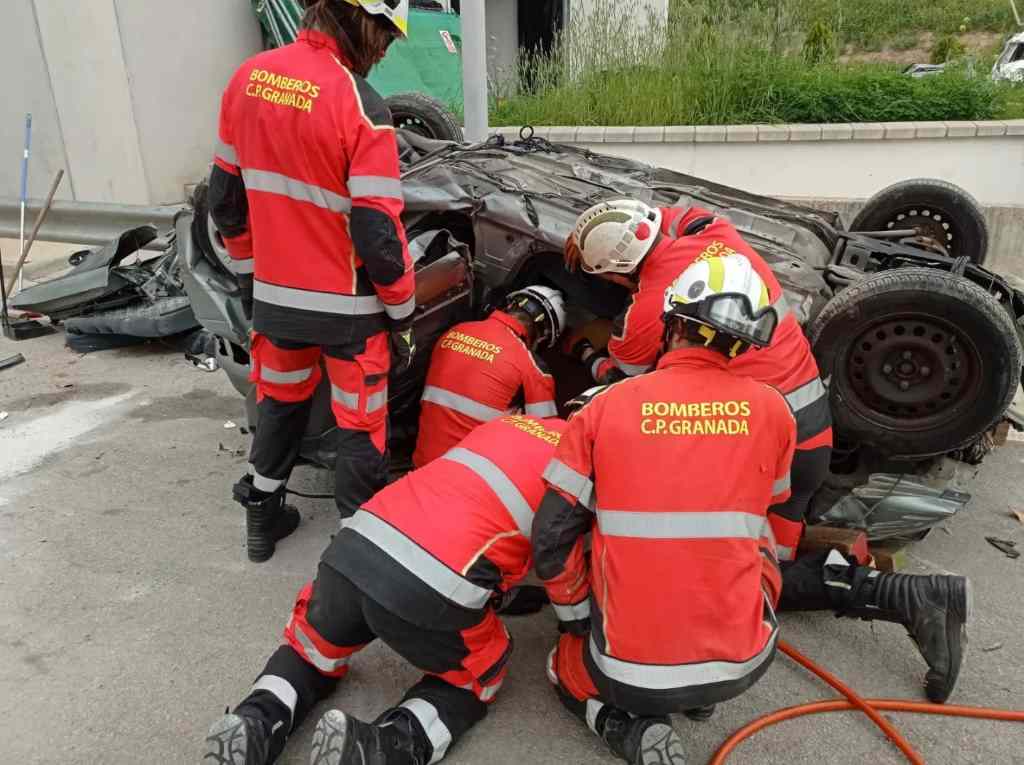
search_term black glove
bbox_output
[557,617,592,636]
[491,585,550,616]
[389,320,415,374]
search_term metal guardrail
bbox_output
[0,197,186,250]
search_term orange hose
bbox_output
[778,641,924,764]
[708,640,1024,765]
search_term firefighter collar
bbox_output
[298,29,343,59]
[656,346,729,372]
[491,310,529,341]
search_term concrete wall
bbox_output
[1,0,262,206]
[485,0,520,86]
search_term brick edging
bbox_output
[491,120,1024,143]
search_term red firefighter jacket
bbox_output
[209,29,414,344]
[412,311,558,467]
[598,207,831,452]
[325,414,566,630]
[534,348,795,702]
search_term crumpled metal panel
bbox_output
[402,140,836,323]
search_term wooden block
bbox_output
[869,546,907,572]
[799,525,870,564]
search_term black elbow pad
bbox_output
[350,206,405,286]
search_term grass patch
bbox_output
[789,0,1014,49]
[490,0,1016,126]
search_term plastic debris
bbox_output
[985,536,1020,559]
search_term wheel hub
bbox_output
[885,208,955,252]
[847,318,974,423]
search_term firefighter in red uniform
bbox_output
[564,199,829,563]
[535,255,791,764]
[209,0,416,562]
[564,221,972,705]
[204,413,567,765]
[413,285,566,467]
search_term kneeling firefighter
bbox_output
[413,285,566,467]
[534,255,794,764]
[204,413,566,765]
[565,203,970,703]
[209,0,416,562]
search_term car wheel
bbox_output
[809,267,1021,457]
[386,92,464,142]
[850,178,989,264]
[190,181,234,274]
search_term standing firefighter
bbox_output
[203,414,566,765]
[565,203,971,704]
[413,286,566,467]
[209,0,415,561]
[535,255,792,764]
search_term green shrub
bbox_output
[803,20,838,64]
[931,34,967,64]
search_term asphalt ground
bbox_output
[2,329,1023,765]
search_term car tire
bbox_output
[190,181,234,275]
[386,92,464,142]
[808,267,1021,457]
[850,178,989,264]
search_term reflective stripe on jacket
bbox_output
[327,415,566,629]
[534,347,795,700]
[210,29,414,344]
[412,311,558,467]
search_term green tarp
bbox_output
[251,1,463,106]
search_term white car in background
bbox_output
[993,31,1024,82]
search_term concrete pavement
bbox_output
[1,331,1022,764]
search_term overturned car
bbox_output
[180,131,1024,542]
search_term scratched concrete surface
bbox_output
[1,329,1022,765]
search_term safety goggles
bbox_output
[674,292,779,348]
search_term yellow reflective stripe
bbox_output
[707,256,726,293]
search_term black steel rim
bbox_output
[883,206,959,254]
[844,313,982,432]
[392,110,436,138]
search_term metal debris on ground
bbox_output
[0,353,25,371]
[982,642,1005,653]
[223,420,236,429]
[985,536,1020,559]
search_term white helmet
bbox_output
[663,254,778,357]
[341,0,409,36]
[571,199,663,274]
[505,285,567,349]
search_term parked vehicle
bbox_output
[993,31,1024,83]
[182,129,1024,542]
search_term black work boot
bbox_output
[204,713,272,765]
[310,708,426,765]
[233,475,300,563]
[598,707,686,765]
[683,705,716,722]
[850,572,972,703]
